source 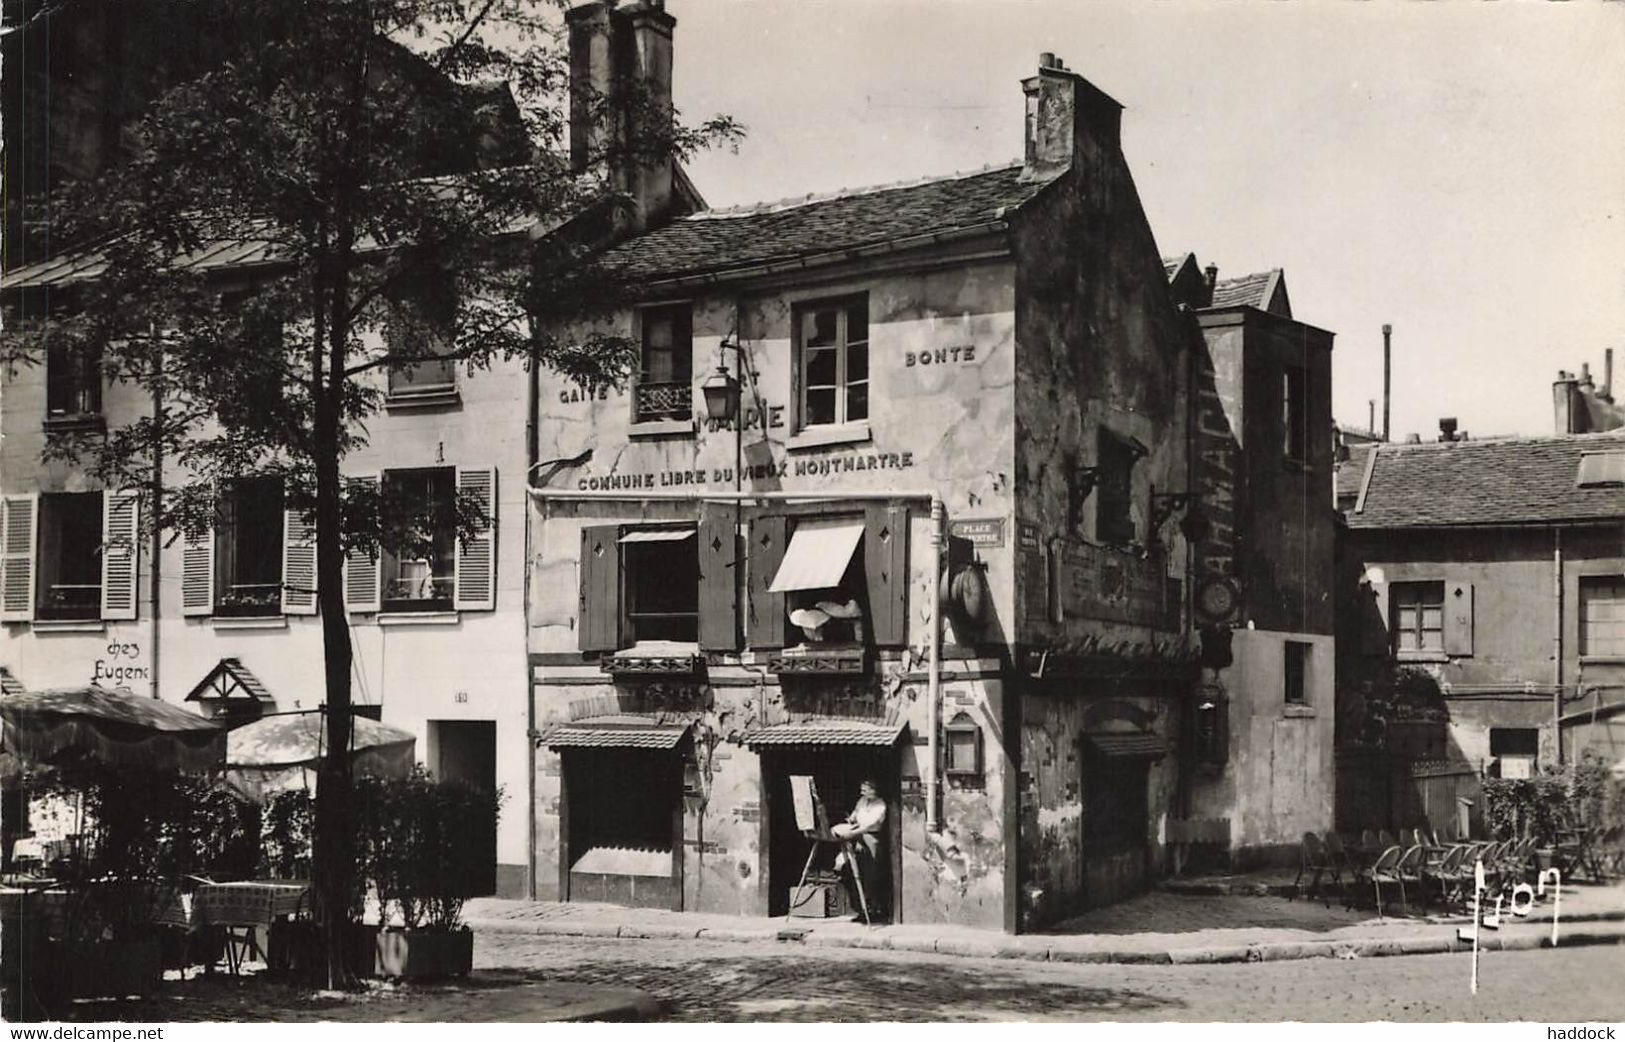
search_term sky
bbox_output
[656,0,1625,441]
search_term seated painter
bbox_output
[831,779,888,921]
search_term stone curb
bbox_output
[466,917,1625,968]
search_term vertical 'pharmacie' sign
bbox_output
[1194,346,1241,624]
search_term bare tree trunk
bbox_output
[310,259,357,989]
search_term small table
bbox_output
[193,882,311,974]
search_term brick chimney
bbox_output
[1020,53,1124,182]
[1203,263,1218,308]
[567,0,676,230]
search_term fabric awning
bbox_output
[742,719,906,748]
[543,714,692,750]
[768,519,865,593]
[1084,732,1168,760]
[618,529,695,544]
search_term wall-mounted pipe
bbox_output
[1554,527,1564,764]
[528,485,948,830]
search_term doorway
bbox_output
[1081,752,1150,908]
[428,719,497,896]
[761,745,901,919]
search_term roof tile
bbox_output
[741,718,906,747]
[591,164,1055,285]
[1345,432,1625,528]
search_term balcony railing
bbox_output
[634,381,691,424]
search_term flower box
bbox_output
[374,927,473,979]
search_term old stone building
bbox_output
[1334,430,1625,801]
[523,35,1270,931]
[1163,255,1338,868]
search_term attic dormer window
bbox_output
[1576,451,1625,488]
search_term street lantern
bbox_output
[701,356,740,421]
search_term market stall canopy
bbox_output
[0,685,226,775]
[223,711,416,802]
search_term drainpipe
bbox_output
[529,486,947,828]
[1553,527,1564,765]
[523,341,540,899]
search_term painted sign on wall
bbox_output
[1193,346,1241,624]
[1059,540,1168,628]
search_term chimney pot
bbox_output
[1579,362,1594,390]
[1406,433,1422,444]
[1040,52,1056,69]
[1604,348,1614,401]
[1438,417,1458,442]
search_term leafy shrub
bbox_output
[1484,754,1623,845]
[361,768,501,932]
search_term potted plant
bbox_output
[370,769,499,979]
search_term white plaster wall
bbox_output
[1222,628,1335,850]
[0,345,534,878]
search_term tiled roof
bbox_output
[541,714,693,750]
[589,163,1056,285]
[1162,254,1193,280]
[1209,269,1278,309]
[741,718,907,747]
[1345,432,1625,528]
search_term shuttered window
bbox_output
[454,467,498,611]
[1580,575,1625,658]
[1,496,39,622]
[36,492,103,621]
[1392,581,1444,653]
[100,491,140,621]
[381,467,456,612]
[216,476,284,617]
[744,506,909,650]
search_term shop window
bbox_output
[380,467,456,612]
[944,713,983,779]
[634,305,692,423]
[622,527,699,644]
[35,492,102,620]
[565,749,679,857]
[1095,429,1140,547]
[1284,640,1311,705]
[215,476,284,617]
[1579,575,1625,658]
[46,343,101,420]
[1283,364,1308,463]
[1392,581,1444,654]
[794,296,868,430]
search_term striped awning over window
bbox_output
[542,714,693,750]
[768,519,865,593]
[742,718,906,747]
[1083,732,1168,760]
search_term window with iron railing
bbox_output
[635,305,692,423]
[381,467,457,613]
[215,476,284,617]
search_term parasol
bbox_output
[223,711,416,802]
[0,685,226,776]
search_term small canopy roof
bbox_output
[742,718,906,748]
[768,519,865,593]
[542,714,693,750]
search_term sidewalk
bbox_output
[463,880,1625,967]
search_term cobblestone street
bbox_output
[467,932,1625,1022]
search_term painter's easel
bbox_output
[787,775,871,926]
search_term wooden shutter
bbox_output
[697,502,739,651]
[578,524,621,651]
[1444,581,1474,657]
[344,474,381,613]
[454,466,497,611]
[0,494,38,622]
[181,499,215,617]
[281,506,317,615]
[865,505,909,646]
[100,490,140,620]
[746,515,787,649]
